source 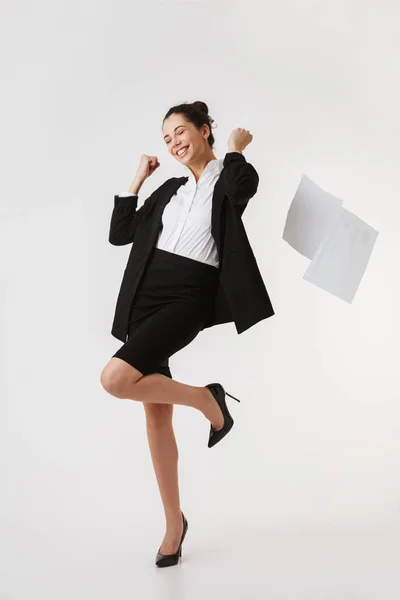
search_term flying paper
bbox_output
[283,175,379,302]
[282,174,343,259]
[303,208,379,303]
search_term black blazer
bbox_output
[109,151,275,342]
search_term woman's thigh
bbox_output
[112,301,208,376]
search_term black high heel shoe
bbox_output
[205,383,241,448]
[155,511,188,568]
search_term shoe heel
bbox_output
[226,391,241,403]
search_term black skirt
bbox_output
[112,247,220,378]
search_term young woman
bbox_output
[100,101,274,567]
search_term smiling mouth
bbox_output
[176,146,189,157]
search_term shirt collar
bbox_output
[180,158,224,183]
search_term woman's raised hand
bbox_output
[136,154,160,181]
[227,128,253,152]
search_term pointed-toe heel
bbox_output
[205,383,241,448]
[155,511,188,568]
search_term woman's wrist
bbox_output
[128,175,146,195]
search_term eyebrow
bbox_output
[163,125,185,140]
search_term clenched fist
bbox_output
[228,128,253,152]
[136,154,160,181]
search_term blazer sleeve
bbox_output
[222,151,259,207]
[109,189,159,246]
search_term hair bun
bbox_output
[193,101,209,115]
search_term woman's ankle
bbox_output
[164,508,183,524]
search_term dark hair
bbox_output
[162,101,217,149]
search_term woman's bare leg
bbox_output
[100,359,225,554]
[143,402,183,554]
[101,359,224,431]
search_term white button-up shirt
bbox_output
[118,157,225,268]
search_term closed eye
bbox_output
[166,130,184,144]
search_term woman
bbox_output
[100,101,273,567]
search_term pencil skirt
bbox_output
[112,247,220,378]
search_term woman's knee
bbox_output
[100,358,142,397]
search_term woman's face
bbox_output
[162,114,208,163]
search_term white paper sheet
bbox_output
[302,208,379,303]
[283,174,343,259]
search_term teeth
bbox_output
[177,147,188,156]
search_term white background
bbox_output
[1,0,399,598]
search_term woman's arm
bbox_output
[222,151,259,207]
[108,186,159,246]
